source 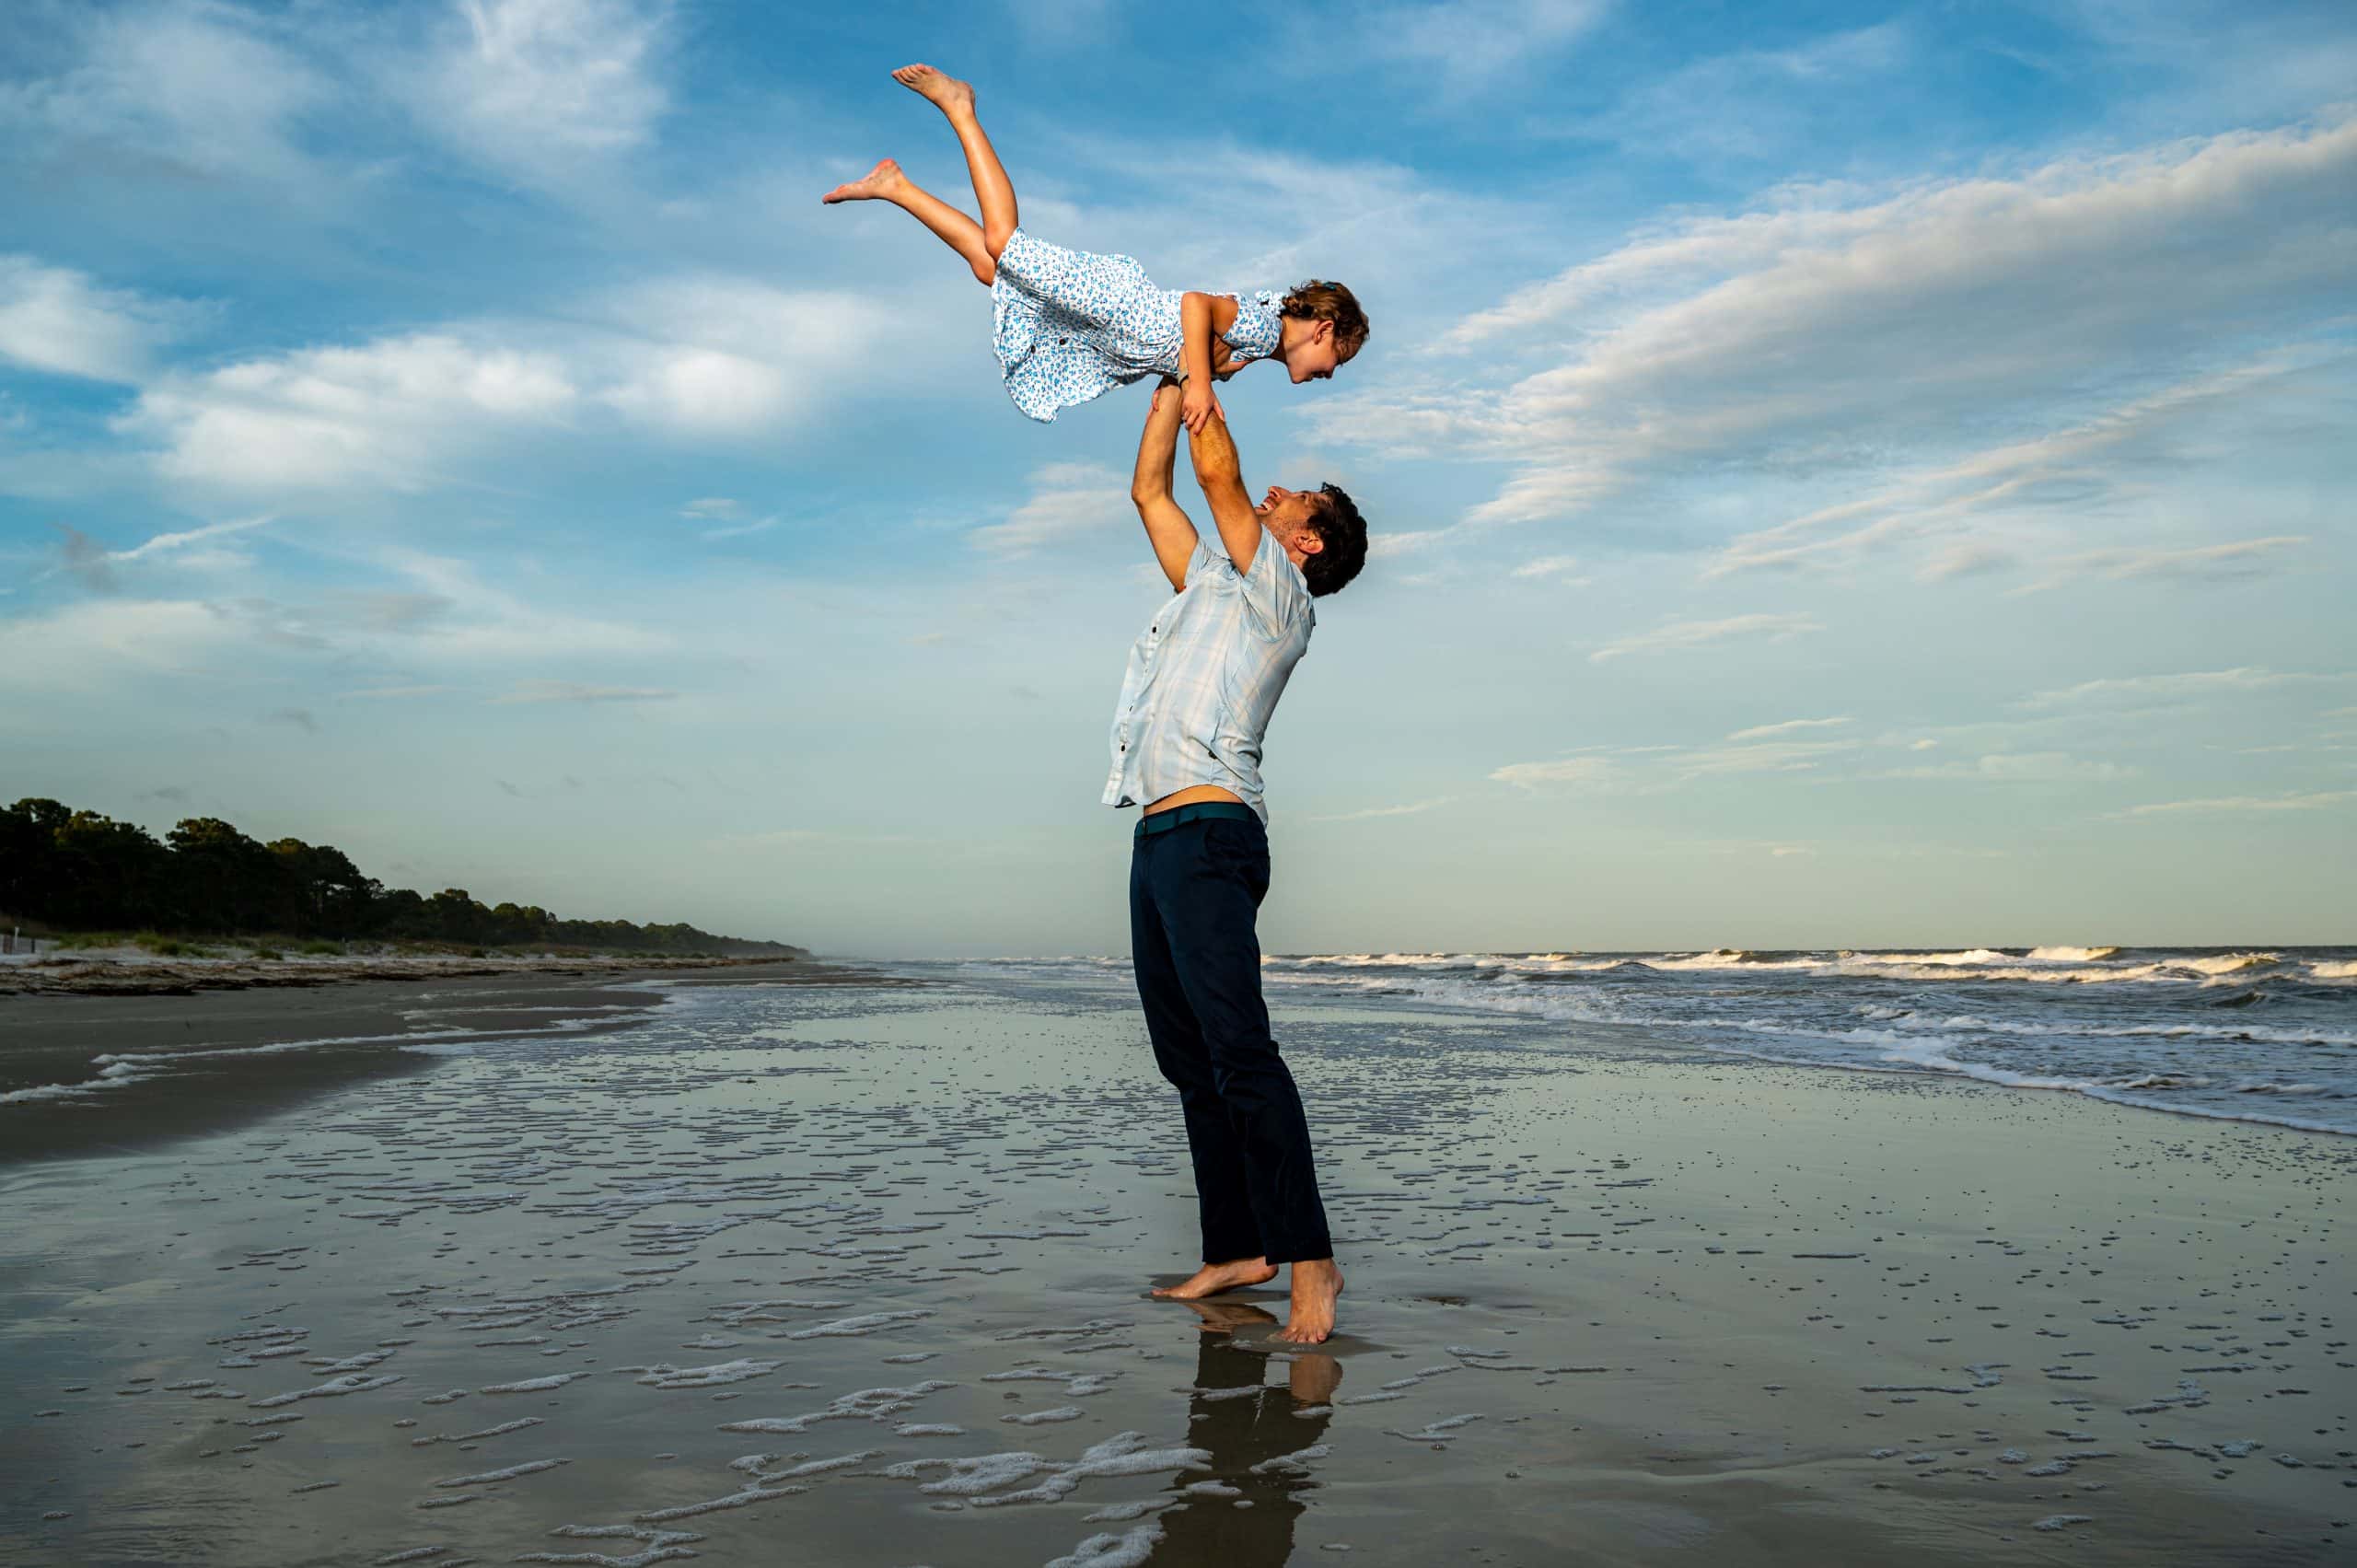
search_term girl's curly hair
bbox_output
[1281,281,1369,359]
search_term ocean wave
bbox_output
[2177,952,2285,975]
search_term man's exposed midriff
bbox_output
[1144,784,1247,816]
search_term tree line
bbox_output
[0,797,802,956]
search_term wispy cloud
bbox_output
[2119,789,2355,817]
[1591,611,1822,662]
[390,0,674,186]
[1325,116,2357,540]
[1357,0,1614,95]
[1726,715,1851,742]
[1308,796,1457,823]
[1510,553,1584,581]
[2023,667,2356,708]
[1489,754,1622,790]
[2009,534,2308,594]
[1879,751,2136,783]
[0,255,194,382]
[490,679,680,704]
[1704,353,2330,580]
[970,463,1130,555]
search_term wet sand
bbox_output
[3,972,2351,1565]
[1,958,896,1164]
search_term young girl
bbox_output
[824,64,1368,428]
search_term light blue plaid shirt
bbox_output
[1104,534,1316,823]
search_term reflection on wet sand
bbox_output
[1155,1301,1338,1566]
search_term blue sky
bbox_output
[3,0,2351,956]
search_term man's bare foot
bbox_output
[1273,1258,1343,1344]
[820,157,904,204]
[1151,1257,1278,1299]
[891,64,975,118]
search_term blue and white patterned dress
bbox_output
[992,228,1285,424]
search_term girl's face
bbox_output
[1284,321,1344,384]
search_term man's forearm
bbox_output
[1184,414,1261,568]
[1132,380,1183,501]
[1184,413,1243,487]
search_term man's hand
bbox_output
[1180,378,1225,435]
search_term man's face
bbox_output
[1257,486,1328,565]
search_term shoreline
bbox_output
[0,956,914,1165]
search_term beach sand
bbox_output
[0,958,890,1165]
[3,971,2351,1565]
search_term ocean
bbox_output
[935,946,2357,1135]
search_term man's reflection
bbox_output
[1153,1300,1341,1566]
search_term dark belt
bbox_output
[1134,800,1259,839]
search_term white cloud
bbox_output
[2023,667,2355,708]
[340,684,457,701]
[1726,715,1851,742]
[1329,116,2357,534]
[0,597,249,691]
[491,679,679,703]
[1580,21,1912,166]
[0,1,331,186]
[971,463,1131,555]
[1358,0,1613,94]
[392,0,672,185]
[1590,611,1822,662]
[2009,534,2307,594]
[1371,529,1454,560]
[376,552,669,660]
[598,280,889,437]
[1881,751,2137,783]
[1510,553,1583,580]
[1490,756,1620,790]
[2121,789,2355,817]
[1705,353,2326,579]
[1667,738,1860,779]
[123,332,576,492]
[0,256,192,381]
[1307,796,1457,823]
[117,277,892,494]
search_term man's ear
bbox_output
[1296,530,1325,557]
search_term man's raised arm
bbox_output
[1182,412,1263,575]
[1132,378,1199,593]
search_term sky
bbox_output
[3,0,2352,957]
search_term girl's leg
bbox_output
[820,158,997,286]
[891,64,1018,260]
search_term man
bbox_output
[1112,378,1369,1344]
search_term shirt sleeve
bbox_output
[1237,527,1309,637]
[1218,290,1284,364]
[1181,537,1221,588]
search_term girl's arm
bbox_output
[1178,292,1239,433]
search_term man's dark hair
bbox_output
[1304,483,1368,598]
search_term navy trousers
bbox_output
[1130,807,1332,1265]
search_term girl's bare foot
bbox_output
[892,63,975,118]
[1151,1257,1278,1299]
[821,157,904,204]
[1273,1258,1343,1344]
